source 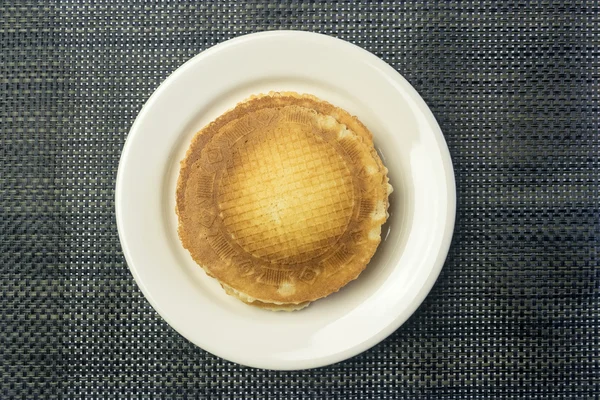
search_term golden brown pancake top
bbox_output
[176,92,390,305]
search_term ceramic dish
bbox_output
[115,31,455,370]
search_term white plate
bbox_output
[116,31,455,370]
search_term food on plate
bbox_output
[176,92,392,311]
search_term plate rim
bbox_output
[115,30,456,370]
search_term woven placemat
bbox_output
[1,1,598,398]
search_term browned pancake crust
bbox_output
[176,92,390,305]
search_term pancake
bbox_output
[221,283,311,311]
[176,92,392,310]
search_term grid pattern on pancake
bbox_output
[218,124,354,263]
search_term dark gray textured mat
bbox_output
[1,1,598,398]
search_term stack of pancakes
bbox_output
[176,92,392,311]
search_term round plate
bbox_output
[116,31,455,370]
